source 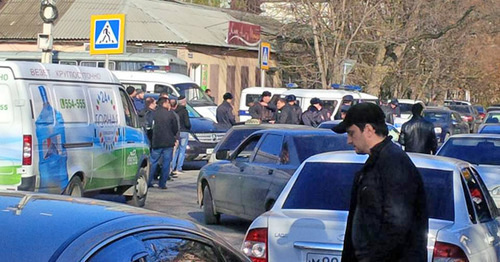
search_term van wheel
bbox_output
[126,167,148,207]
[203,187,220,225]
[65,176,83,197]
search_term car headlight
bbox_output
[434,127,442,134]
[188,133,197,141]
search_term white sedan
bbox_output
[242,151,500,262]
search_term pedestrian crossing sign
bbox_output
[90,14,126,55]
[260,42,271,70]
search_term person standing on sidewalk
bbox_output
[216,92,236,128]
[148,97,179,189]
[171,95,191,176]
[333,103,428,262]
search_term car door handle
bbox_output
[268,169,273,175]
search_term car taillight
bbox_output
[23,135,32,165]
[432,241,468,262]
[242,228,268,262]
[461,115,473,122]
[479,113,486,120]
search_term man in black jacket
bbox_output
[399,103,437,154]
[275,98,294,124]
[333,103,428,262]
[286,95,302,124]
[216,92,236,128]
[171,95,191,175]
[148,97,179,189]
[249,91,277,123]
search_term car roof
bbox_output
[445,133,500,139]
[0,191,207,261]
[423,107,453,113]
[305,150,468,171]
[251,127,337,136]
[230,123,314,131]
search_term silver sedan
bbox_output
[243,151,500,262]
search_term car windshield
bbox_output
[423,111,449,123]
[293,135,352,162]
[173,83,216,107]
[186,103,201,117]
[283,162,455,221]
[474,106,485,113]
[447,105,471,114]
[438,138,500,165]
[218,128,260,151]
[485,112,500,123]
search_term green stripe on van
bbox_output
[0,165,21,185]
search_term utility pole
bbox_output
[39,0,58,63]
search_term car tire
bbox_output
[126,166,148,207]
[203,187,220,225]
[65,176,83,197]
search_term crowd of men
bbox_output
[126,86,190,189]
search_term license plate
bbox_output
[206,148,214,154]
[306,253,340,262]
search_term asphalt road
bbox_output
[143,167,251,249]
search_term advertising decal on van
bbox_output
[94,90,119,150]
[35,85,69,191]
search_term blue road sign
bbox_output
[90,14,125,55]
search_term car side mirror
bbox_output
[215,149,230,160]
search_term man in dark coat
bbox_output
[275,98,294,124]
[216,92,236,128]
[171,95,191,175]
[249,91,277,123]
[333,103,428,262]
[399,103,438,154]
[301,105,321,127]
[148,97,179,189]
[334,94,354,120]
[286,95,302,124]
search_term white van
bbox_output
[112,71,217,122]
[0,62,150,206]
[280,89,378,120]
[239,87,288,122]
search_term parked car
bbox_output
[484,110,500,124]
[446,105,481,132]
[436,134,500,207]
[487,106,500,113]
[474,104,487,121]
[0,191,250,262]
[318,120,401,143]
[197,128,352,224]
[145,93,228,161]
[209,124,306,163]
[479,124,500,134]
[243,151,500,262]
[423,108,470,144]
[444,99,472,105]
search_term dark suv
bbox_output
[446,105,481,132]
[423,108,470,144]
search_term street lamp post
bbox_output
[39,0,58,63]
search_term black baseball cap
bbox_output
[332,103,386,133]
[223,92,233,100]
[310,97,321,105]
[262,91,272,97]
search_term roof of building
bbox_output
[0,0,281,49]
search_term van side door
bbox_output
[87,86,124,189]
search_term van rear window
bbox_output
[0,85,13,123]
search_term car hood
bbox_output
[0,191,214,261]
[262,209,453,262]
[190,117,229,133]
[475,165,500,190]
